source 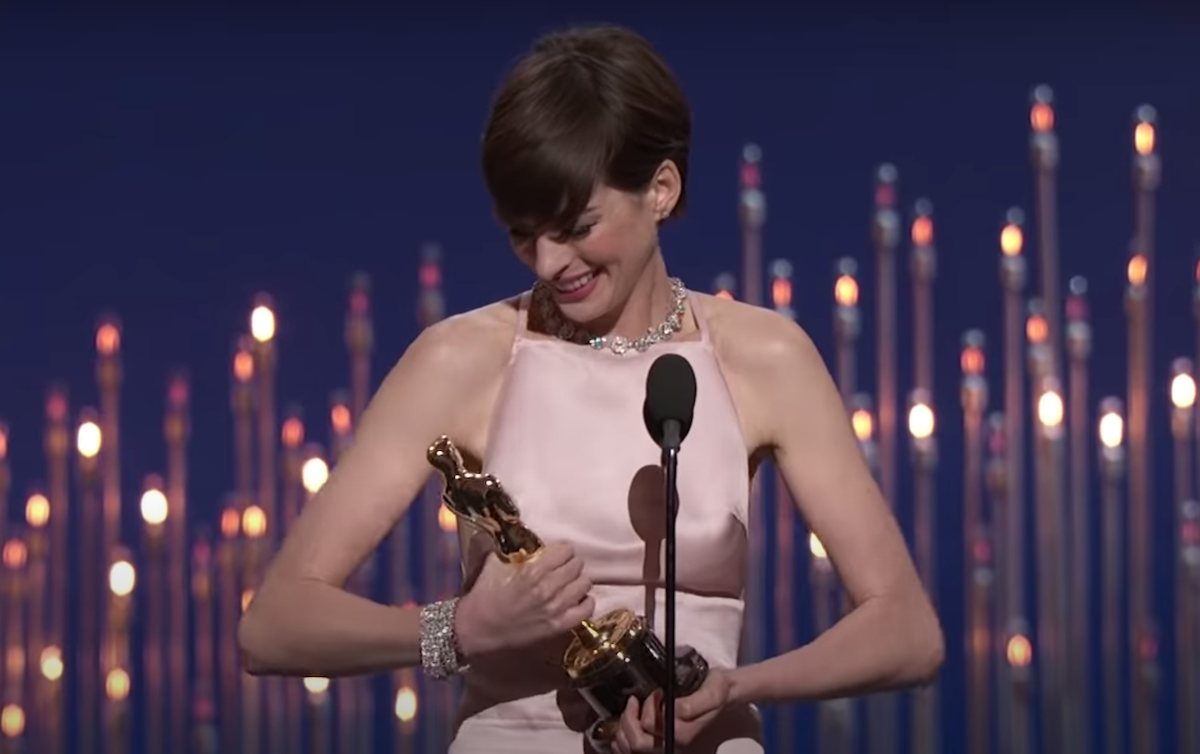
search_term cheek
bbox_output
[581,225,654,266]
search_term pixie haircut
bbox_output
[481,25,692,236]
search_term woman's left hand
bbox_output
[612,669,733,753]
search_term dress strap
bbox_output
[688,290,712,344]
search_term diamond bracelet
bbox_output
[419,598,470,680]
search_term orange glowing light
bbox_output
[242,505,267,539]
[0,704,24,738]
[1099,412,1123,449]
[304,677,330,694]
[908,401,935,440]
[1007,634,1032,667]
[77,420,102,458]
[241,589,255,613]
[715,289,734,301]
[851,408,874,442]
[46,390,67,421]
[1038,389,1064,428]
[438,504,457,532]
[25,493,50,528]
[395,686,418,722]
[961,347,985,375]
[40,646,63,681]
[105,668,130,701]
[233,350,254,382]
[140,486,168,526]
[301,456,330,495]
[1000,224,1023,256]
[304,677,330,695]
[834,275,859,307]
[1127,254,1148,287]
[281,417,304,448]
[911,215,933,247]
[1026,314,1048,345]
[2,539,27,569]
[168,374,189,407]
[220,507,240,538]
[331,404,352,434]
[772,278,792,309]
[1098,398,1124,449]
[1172,370,1196,410]
[0,424,8,460]
[109,559,136,597]
[808,533,828,560]
[1030,102,1054,133]
[1134,122,1155,156]
[96,322,121,356]
[250,303,276,343]
[5,648,22,678]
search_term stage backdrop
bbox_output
[1,5,1198,754]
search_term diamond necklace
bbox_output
[534,276,689,356]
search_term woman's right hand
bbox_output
[454,543,595,656]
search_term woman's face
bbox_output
[511,161,681,328]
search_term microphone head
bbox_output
[643,353,698,448]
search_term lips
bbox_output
[555,270,597,293]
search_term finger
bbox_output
[538,553,585,595]
[475,550,501,575]
[612,726,630,754]
[631,727,659,752]
[552,573,593,611]
[676,689,712,722]
[530,542,575,575]
[554,595,597,631]
[639,690,661,735]
[675,695,696,722]
[618,697,641,747]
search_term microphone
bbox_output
[643,353,698,453]
[642,353,697,753]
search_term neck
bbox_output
[587,252,675,340]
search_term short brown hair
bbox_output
[481,25,691,236]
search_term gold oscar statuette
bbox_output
[427,435,709,747]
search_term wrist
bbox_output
[451,590,492,659]
[725,662,770,707]
[418,597,471,680]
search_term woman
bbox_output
[239,24,943,754]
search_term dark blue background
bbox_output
[2,4,1198,752]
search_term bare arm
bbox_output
[238,310,512,677]
[723,313,944,705]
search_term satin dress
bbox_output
[448,292,765,754]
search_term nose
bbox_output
[533,236,575,282]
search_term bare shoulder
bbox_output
[257,294,526,587]
[402,296,520,373]
[701,293,820,374]
[366,295,522,450]
[700,294,828,450]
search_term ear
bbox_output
[647,160,682,221]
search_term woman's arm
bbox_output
[722,311,944,706]
[237,311,511,678]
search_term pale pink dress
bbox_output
[449,292,765,753]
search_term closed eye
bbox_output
[556,223,595,242]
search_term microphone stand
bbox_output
[661,423,682,754]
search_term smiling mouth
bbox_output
[555,270,597,293]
